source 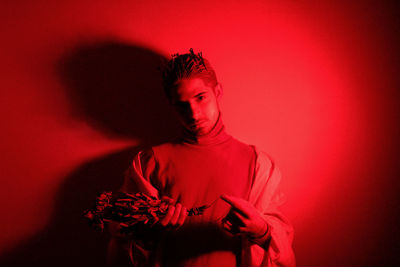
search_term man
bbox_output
[108,49,295,267]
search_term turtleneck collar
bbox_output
[179,113,232,146]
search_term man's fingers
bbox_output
[233,209,248,224]
[223,210,249,236]
[222,218,234,232]
[221,209,250,236]
[159,203,188,229]
[161,196,174,204]
[221,218,246,235]
[220,194,250,218]
[160,205,175,226]
[170,203,182,225]
[222,220,233,232]
[176,206,187,228]
[225,209,247,226]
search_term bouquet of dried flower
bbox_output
[84,191,210,234]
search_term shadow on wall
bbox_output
[59,41,181,143]
[0,41,180,266]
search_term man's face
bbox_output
[169,77,222,136]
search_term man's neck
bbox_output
[180,113,231,146]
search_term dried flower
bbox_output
[84,191,210,234]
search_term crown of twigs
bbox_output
[161,48,211,92]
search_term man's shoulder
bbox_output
[138,141,178,161]
[149,141,177,152]
[229,139,276,167]
[228,136,258,154]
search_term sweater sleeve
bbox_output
[108,149,161,267]
[241,149,295,267]
[121,149,160,198]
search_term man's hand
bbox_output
[220,194,268,239]
[158,196,187,229]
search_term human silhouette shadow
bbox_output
[0,42,181,266]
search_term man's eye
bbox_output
[198,95,205,101]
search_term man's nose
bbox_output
[188,103,201,120]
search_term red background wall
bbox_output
[1,1,399,266]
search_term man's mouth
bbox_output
[189,120,206,129]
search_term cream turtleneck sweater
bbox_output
[120,116,295,267]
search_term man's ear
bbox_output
[214,83,223,99]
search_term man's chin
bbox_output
[195,130,209,137]
[185,126,210,137]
